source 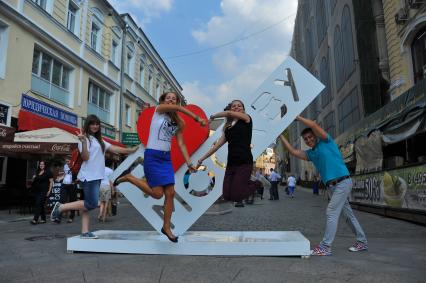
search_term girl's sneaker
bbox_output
[80,232,98,239]
[310,244,332,256]
[348,242,368,252]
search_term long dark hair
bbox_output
[159,92,185,131]
[36,160,46,174]
[83,114,105,152]
[223,99,245,132]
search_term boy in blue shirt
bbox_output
[280,115,367,256]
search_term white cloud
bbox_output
[185,0,298,114]
[108,0,173,26]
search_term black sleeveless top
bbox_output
[224,116,253,166]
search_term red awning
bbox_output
[18,110,125,147]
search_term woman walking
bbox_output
[197,100,259,202]
[50,115,137,239]
[114,92,206,242]
[30,161,53,225]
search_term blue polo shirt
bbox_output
[305,134,349,184]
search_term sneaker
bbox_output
[50,202,62,221]
[348,242,368,252]
[80,232,98,239]
[234,202,245,207]
[310,244,332,256]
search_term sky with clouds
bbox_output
[109,0,298,115]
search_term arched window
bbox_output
[411,27,426,83]
[334,26,344,90]
[330,0,337,14]
[90,7,104,53]
[320,53,332,107]
[341,5,355,80]
[316,0,327,46]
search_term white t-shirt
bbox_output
[147,109,178,151]
[63,164,73,184]
[77,136,111,182]
[287,176,296,187]
[101,167,114,187]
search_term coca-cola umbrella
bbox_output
[0,127,78,156]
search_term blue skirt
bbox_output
[144,148,175,187]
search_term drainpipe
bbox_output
[119,23,127,142]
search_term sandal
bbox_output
[112,168,132,186]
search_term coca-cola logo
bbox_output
[51,144,71,152]
[0,128,6,137]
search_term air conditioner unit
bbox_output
[394,8,408,25]
[408,0,425,9]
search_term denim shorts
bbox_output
[81,179,101,210]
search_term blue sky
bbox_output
[110,0,298,115]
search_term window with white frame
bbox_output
[111,40,118,65]
[88,82,111,123]
[125,104,131,126]
[0,21,9,79]
[67,1,78,34]
[90,22,100,51]
[139,56,145,87]
[125,42,135,77]
[32,0,47,10]
[31,48,72,105]
[156,82,160,98]
[90,8,104,53]
[148,73,153,95]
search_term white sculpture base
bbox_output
[67,230,310,257]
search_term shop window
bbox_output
[31,48,72,106]
[411,28,426,83]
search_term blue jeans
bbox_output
[321,178,367,247]
[81,180,101,210]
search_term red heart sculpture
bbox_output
[137,105,209,172]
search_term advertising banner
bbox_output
[351,164,426,211]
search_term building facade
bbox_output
[286,0,388,180]
[0,0,182,203]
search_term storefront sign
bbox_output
[351,164,426,211]
[0,142,75,154]
[21,94,77,126]
[122,132,140,146]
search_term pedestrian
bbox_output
[280,115,368,256]
[113,92,207,242]
[268,168,281,200]
[98,159,114,222]
[197,100,259,206]
[61,156,77,223]
[255,169,266,199]
[50,114,138,239]
[287,174,296,198]
[30,160,53,225]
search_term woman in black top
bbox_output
[30,161,53,224]
[197,100,258,201]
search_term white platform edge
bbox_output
[67,230,310,256]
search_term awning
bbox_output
[14,127,79,143]
[336,79,426,146]
[18,110,125,147]
[0,142,76,155]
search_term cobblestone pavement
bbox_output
[1,186,425,282]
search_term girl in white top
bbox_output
[114,92,206,242]
[51,115,137,239]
